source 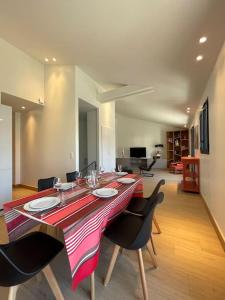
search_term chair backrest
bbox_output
[137,179,165,215]
[38,177,55,192]
[130,192,164,249]
[147,157,157,171]
[149,179,165,201]
[66,171,79,182]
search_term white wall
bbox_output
[79,113,87,170]
[75,67,115,171]
[191,41,225,240]
[100,102,116,171]
[0,38,44,103]
[0,37,44,191]
[21,65,76,186]
[87,110,97,165]
[13,112,21,185]
[0,104,12,207]
[116,113,178,158]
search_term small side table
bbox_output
[181,157,200,193]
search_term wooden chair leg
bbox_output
[147,242,158,268]
[8,286,19,300]
[153,216,161,234]
[137,249,149,300]
[150,235,157,256]
[104,244,120,286]
[42,265,64,300]
[90,272,95,300]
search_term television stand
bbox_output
[116,157,167,170]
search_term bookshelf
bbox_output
[166,130,189,168]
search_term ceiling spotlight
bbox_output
[187,107,190,110]
[21,106,26,110]
[44,58,49,62]
[196,55,203,61]
[184,124,187,128]
[187,110,190,114]
[52,57,56,62]
[0,118,3,121]
[199,36,207,44]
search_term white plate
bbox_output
[24,197,60,212]
[117,178,136,184]
[93,188,118,198]
[116,172,128,176]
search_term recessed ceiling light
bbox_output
[21,106,26,110]
[199,36,207,44]
[187,110,190,114]
[44,58,49,62]
[184,124,187,128]
[187,107,190,110]
[196,55,203,61]
[52,57,56,62]
[0,118,3,121]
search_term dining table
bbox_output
[3,172,143,290]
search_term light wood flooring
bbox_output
[0,175,224,299]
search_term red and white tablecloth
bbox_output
[3,173,143,289]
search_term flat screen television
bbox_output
[130,147,146,158]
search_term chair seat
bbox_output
[0,232,64,287]
[126,197,148,214]
[105,214,144,250]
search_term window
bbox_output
[200,99,209,154]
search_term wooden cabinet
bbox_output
[181,157,200,193]
[166,130,189,167]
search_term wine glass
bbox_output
[99,166,104,174]
[76,172,82,186]
[53,177,61,190]
[118,164,122,172]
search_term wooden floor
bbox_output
[0,177,225,299]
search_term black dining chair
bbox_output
[125,179,165,254]
[38,176,56,192]
[126,179,165,216]
[0,231,64,300]
[104,192,164,300]
[139,157,157,177]
[66,171,79,183]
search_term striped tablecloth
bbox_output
[3,173,143,289]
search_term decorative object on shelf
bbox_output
[175,139,180,147]
[181,157,200,193]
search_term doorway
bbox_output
[78,99,98,171]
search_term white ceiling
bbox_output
[0,0,224,126]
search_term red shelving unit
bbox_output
[181,157,200,193]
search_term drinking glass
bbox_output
[76,172,82,186]
[59,191,66,207]
[99,166,105,174]
[53,177,61,190]
[118,164,122,172]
